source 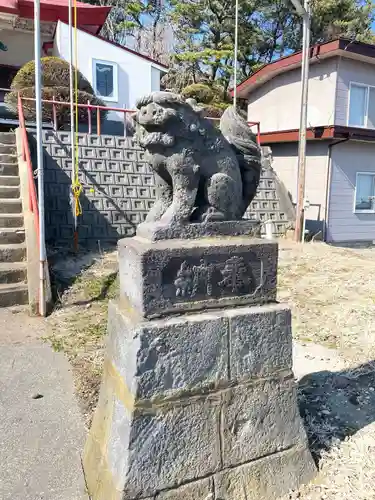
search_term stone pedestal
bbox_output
[83,230,316,500]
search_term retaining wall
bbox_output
[29,131,293,248]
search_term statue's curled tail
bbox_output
[220,106,262,218]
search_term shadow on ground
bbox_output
[299,362,375,461]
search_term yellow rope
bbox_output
[72,0,82,218]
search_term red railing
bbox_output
[19,97,261,145]
[17,93,40,240]
[248,121,261,146]
[21,97,135,137]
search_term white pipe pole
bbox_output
[68,0,76,233]
[233,0,239,108]
[34,0,46,316]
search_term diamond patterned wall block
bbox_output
[92,160,107,171]
[82,147,96,159]
[77,134,88,146]
[102,136,116,148]
[96,148,111,160]
[39,132,293,247]
[87,135,102,147]
[120,162,134,173]
[110,149,124,160]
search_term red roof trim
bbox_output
[259,125,375,144]
[260,126,335,144]
[77,25,169,70]
[0,0,111,29]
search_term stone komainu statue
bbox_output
[133,91,262,226]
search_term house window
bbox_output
[92,59,118,102]
[348,83,375,128]
[354,173,375,212]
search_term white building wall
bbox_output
[54,21,163,120]
[247,58,338,133]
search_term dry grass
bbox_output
[278,241,375,359]
[278,241,375,500]
[45,241,375,498]
[286,424,375,500]
[45,250,118,427]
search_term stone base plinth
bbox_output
[118,236,278,319]
[83,300,316,500]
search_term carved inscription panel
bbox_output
[160,252,265,303]
[120,238,277,317]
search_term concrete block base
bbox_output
[83,300,316,500]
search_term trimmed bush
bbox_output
[11,57,94,94]
[201,102,230,119]
[181,83,214,104]
[6,57,105,126]
[5,86,107,125]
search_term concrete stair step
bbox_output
[0,262,27,284]
[0,228,25,244]
[0,214,24,228]
[0,132,16,145]
[0,282,28,307]
[0,144,16,155]
[0,243,26,262]
[0,199,22,214]
[0,154,17,164]
[0,164,19,176]
[0,185,20,198]
[0,175,20,186]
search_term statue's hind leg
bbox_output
[194,173,240,222]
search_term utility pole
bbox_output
[291,0,311,242]
[34,0,46,316]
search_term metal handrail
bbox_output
[17,93,40,238]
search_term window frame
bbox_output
[347,81,375,129]
[353,171,375,213]
[91,58,119,103]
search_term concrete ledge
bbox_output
[16,128,52,315]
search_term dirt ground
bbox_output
[45,241,375,500]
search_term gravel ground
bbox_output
[46,241,375,499]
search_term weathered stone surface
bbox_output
[107,300,229,401]
[215,447,316,500]
[106,301,292,403]
[221,377,307,468]
[110,397,221,499]
[84,362,221,500]
[227,304,292,380]
[119,236,277,318]
[137,219,261,241]
[133,92,261,229]
[156,477,213,499]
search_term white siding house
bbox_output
[54,21,167,121]
[247,58,338,132]
[236,38,375,244]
